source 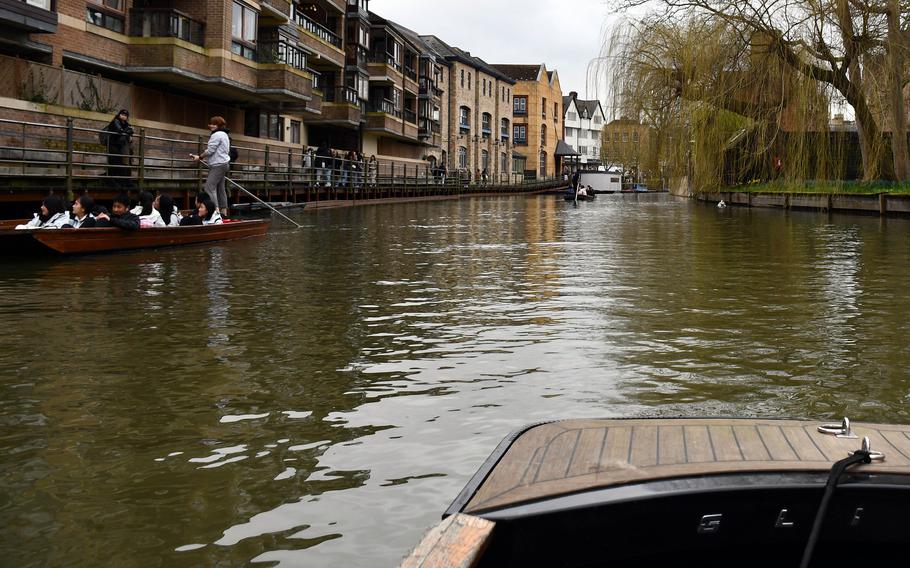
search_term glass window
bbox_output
[539,151,547,176]
[500,152,507,173]
[481,150,489,171]
[26,0,52,9]
[458,146,467,169]
[231,2,258,59]
[290,120,301,144]
[513,96,526,114]
[542,97,547,118]
[541,124,546,146]
[459,106,470,128]
[86,8,124,32]
[568,112,577,121]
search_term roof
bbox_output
[387,20,435,55]
[418,35,516,83]
[563,94,604,119]
[555,140,579,156]
[489,64,542,82]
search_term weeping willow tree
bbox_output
[602,0,909,189]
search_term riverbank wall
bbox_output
[694,190,910,216]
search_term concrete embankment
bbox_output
[693,191,910,216]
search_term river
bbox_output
[2,193,910,566]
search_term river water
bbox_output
[2,194,910,566]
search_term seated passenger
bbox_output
[577,185,587,197]
[15,195,71,229]
[178,194,205,226]
[131,190,164,228]
[198,194,223,225]
[154,193,181,227]
[68,195,97,228]
[95,193,140,230]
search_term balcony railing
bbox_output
[293,12,342,48]
[258,40,307,71]
[130,9,204,46]
[368,52,401,71]
[368,98,400,117]
[404,66,417,81]
[459,121,470,132]
[403,108,417,124]
[324,86,359,105]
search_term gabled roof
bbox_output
[489,64,543,82]
[386,20,435,55]
[418,35,516,84]
[563,93,605,120]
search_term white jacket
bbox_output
[132,205,165,228]
[16,211,71,230]
[202,130,231,166]
[164,206,182,227]
[203,209,223,225]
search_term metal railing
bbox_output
[130,9,205,46]
[258,40,307,70]
[0,116,567,204]
[293,12,342,48]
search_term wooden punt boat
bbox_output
[3,219,270,255]
[563,193,597,202]
[403,417,910,568]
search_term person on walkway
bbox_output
[303,147,314,186]
[439,162,447,186]
[16,195,71,229]
[571,170,581,192]
[368,155,378,187]
[316,143,333,187]
[95,193,140,230]
[131,190,164,227]
[101,109,134,186]
[481,167,489,187]
[68,195,96,228]
[191,116,231,218]
[154,193,181,227]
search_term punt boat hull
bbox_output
[2,219,270,255]
[403,417,910,568]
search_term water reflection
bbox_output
[2,196,910,566]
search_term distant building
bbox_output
[600,118,658,180]
[562,91,605,169]
[490,63,563,179]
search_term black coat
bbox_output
[105,118,134,154]
[97,211,140,230]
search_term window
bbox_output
[458,146,467,169]
[482,79,486,96]
[501,86,505,102]
[500,118,509,139]
[460,69,464,88]
[459,106,470,130]
[27,0,52,8]
[579,130,587,139]
[568,112,577,121]
[481,113,491,137]
[467,72,471,90]
[594,116,602,125]
[565,127,575,138]
[260,112,283,140]
[622,132,629,142]
[513,96,527,115]
[539,151,547,176]
[554,102,558,119]
[500,152,507,173]
[513,124,527,144]
[231,2,258,59]
[541,124,547,146]
[579,146,588,154]
[88,0,122,10]
[481,150,489,171]
[86,7,124,32]
[290,120,301,144]
[632,131,639,142]
[613,132,619,141]
[542,97,547,118]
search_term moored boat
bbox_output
[403,417,910,567]
[2,219,270,255]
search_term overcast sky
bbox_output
[373,0,621,108]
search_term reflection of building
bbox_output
[562,91,605,169]
[490,64,563,179]
[600,118,657,179]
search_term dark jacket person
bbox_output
[103,109,134,183]
[95,193,140,230]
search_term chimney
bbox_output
[570,91,578,100]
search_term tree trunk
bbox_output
[887,0,909,181]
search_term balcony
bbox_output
[314,86,362,126]
[368,52,401,72]
[403,65,417,81]
[0,0,57,33]
[258,39,307,70]
[403,108,417,125]
[293,12,341,47]
[345,0,368,18]
[367,97,401,117]
[260,0,290,19]
[130,9,204,46]
[257,65,313,106]
[418,77,442,99]
[418,117,441,139]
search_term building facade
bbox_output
[562,91,605,169]
[490,63,562,179]
[600,118,658,182]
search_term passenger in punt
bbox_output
[198,193,223,225]
[95,193,140,230]
[68,195,97,228]
[131,190,164,227]
[15,195,71,229]
[154,193,181,227]
[178,194,205,226]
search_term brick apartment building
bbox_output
[490,63,563,179]
[0,0,556,181]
